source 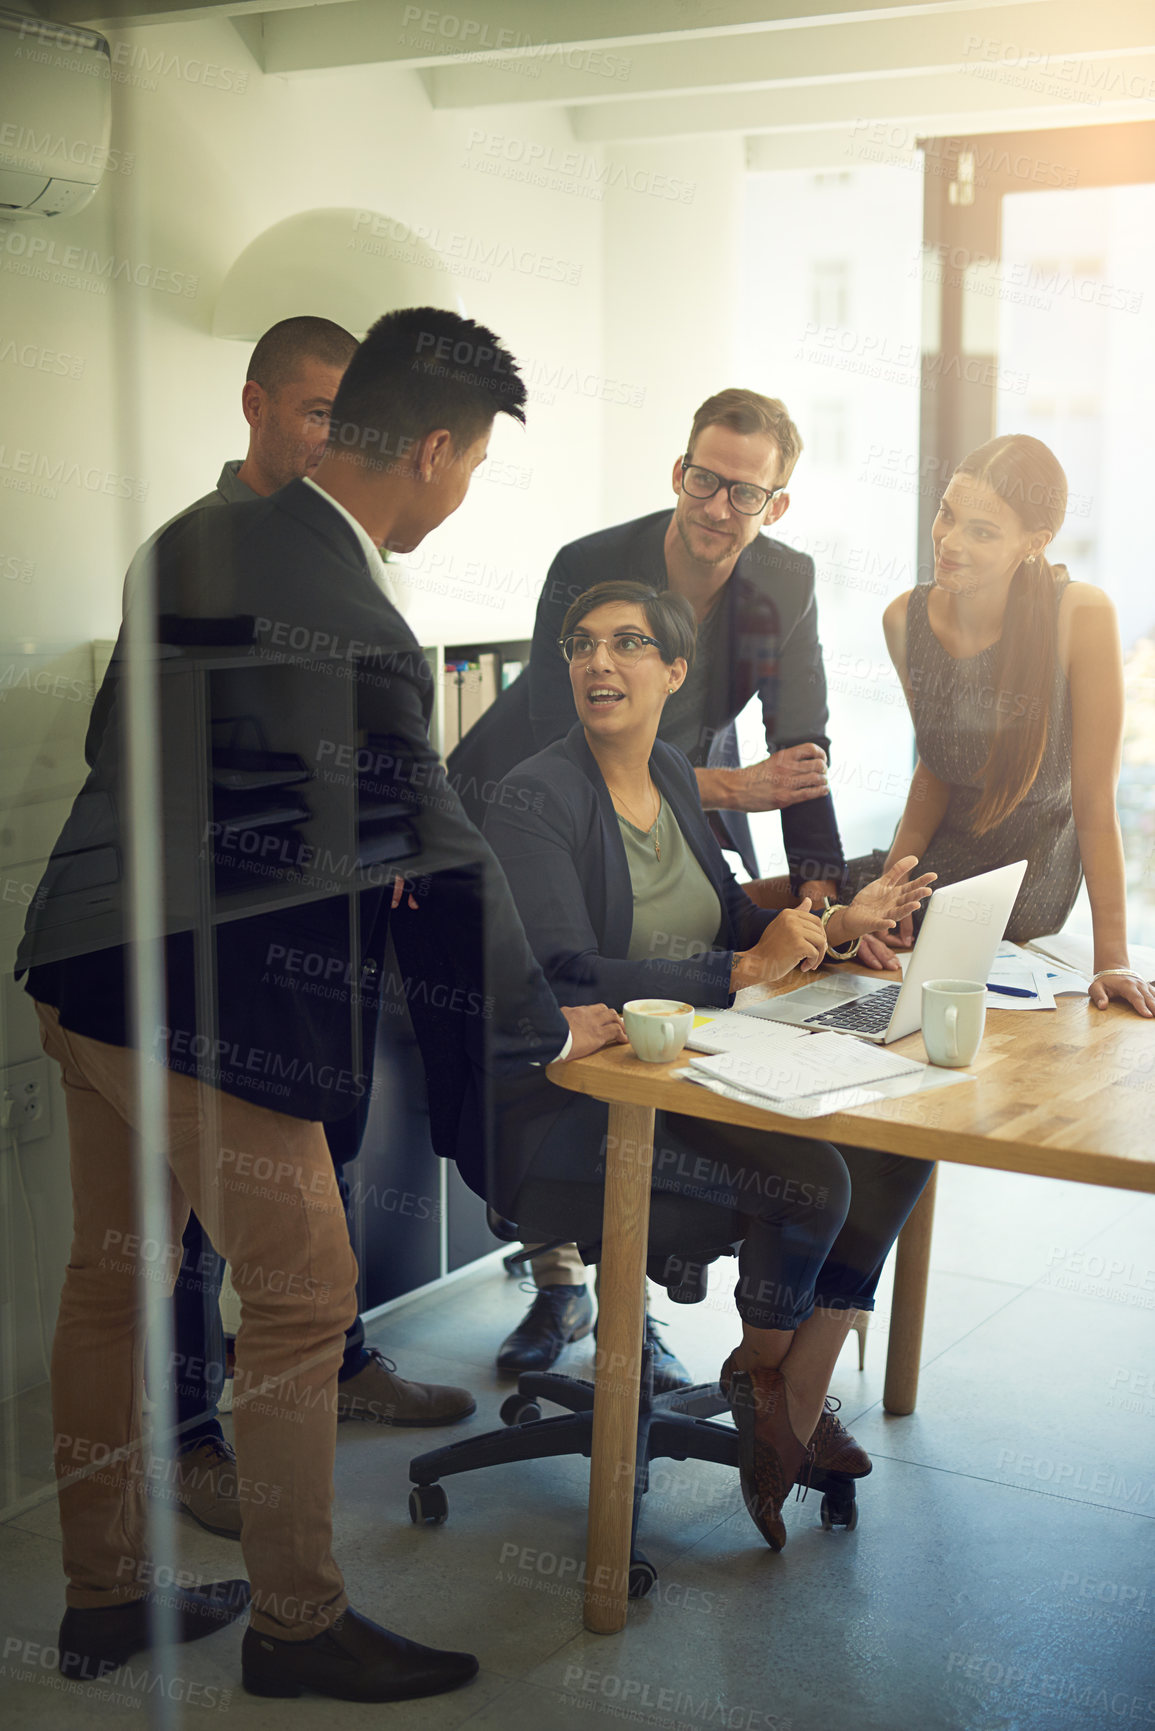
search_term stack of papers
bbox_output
[683,1010,974,1119]
[687,1062,972,1119]
[689,1071,885,1119]
[986,941,1094,1010]
[985,945,1056,1010]
[690,1032,924,1103]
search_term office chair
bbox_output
[407,1178,861,1598]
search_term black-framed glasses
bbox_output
[559,631,665,665]
[680,457,782,515]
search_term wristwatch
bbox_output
[819,897,861,961]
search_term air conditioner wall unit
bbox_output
[0,8,112,218]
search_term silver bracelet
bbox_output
[819,902,860,960]
[1089,967,1147,986]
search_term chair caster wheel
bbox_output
[819,1490,858,1531]
[500,1396,542,1426]
[627,1558,658,1599]
[409,1484,449,1525]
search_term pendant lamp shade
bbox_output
[213,207,464,339]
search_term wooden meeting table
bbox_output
[546,973,1155,1634]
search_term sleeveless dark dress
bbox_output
[904,579,1082,944]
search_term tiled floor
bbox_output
[2,1161,1154,1730]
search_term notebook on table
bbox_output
[686,1013,811,1056]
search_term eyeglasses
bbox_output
[680,458,782,516]
[559,631,665,665]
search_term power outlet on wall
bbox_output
[1,1058,52,1146]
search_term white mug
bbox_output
[623,998,694,1064]
[921,978,986,1067]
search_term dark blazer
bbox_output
[449,509,845,885]
[475,726,779,1213]
[17,480,568,1126]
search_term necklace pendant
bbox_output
[654,839,661,862]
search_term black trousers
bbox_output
[647,1114,934,1331]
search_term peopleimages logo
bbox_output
[0,124,132,176]
[13,18,250,93]
[0,230,198,298]
[463,128,697,204]
[0,448,147,503]
[397,6,632,78]
[348,211,582,286]
[0,339,85,380]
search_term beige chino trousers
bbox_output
[37,1003,359,1641]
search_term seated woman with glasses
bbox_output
[480,578,936,1551]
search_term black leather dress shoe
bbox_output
[593,1314,692,1396]
[643,1317,693,1395]
[496,1284,594,1375]
[241,1606,479,1701]
[58,1579,250,1678]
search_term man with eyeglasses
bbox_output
[450,386,866,1382]
[532,389,840,884]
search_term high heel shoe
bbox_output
[723,1364,812,1551]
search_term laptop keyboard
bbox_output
[804,983,903,1035]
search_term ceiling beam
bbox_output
[255,0,1037,76]
[422,0,1155,108]
[742,114,1124,172]
[566,54,1155,139]
[45,0,345,28]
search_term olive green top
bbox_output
[617,800,724,965]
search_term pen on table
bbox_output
[987,984,1038,998]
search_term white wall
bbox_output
[1,17,607,650]
[0,11,609,1404]
[601,136,747,526]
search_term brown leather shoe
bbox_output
[335,1348,476,1427]
[719,1356,871,1480]
[723,1364,812,1551]
[810,1398,871,1478]
[242,1605,478,1701]
[175,1436,242,1539]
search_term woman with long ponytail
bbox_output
[880,432,1153,1018]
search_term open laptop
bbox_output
[743,861,1028,1044]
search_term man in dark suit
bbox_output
[449,389,890,1376]
[18,308,621,1704]
[152,316,477,1554]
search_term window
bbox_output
[810,401,849,468]
[741,167,924,870]
[810,260,850,329]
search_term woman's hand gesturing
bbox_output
[826,856,936,951]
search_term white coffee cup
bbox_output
[921,978,986,1067]
[623,998,694,1063]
